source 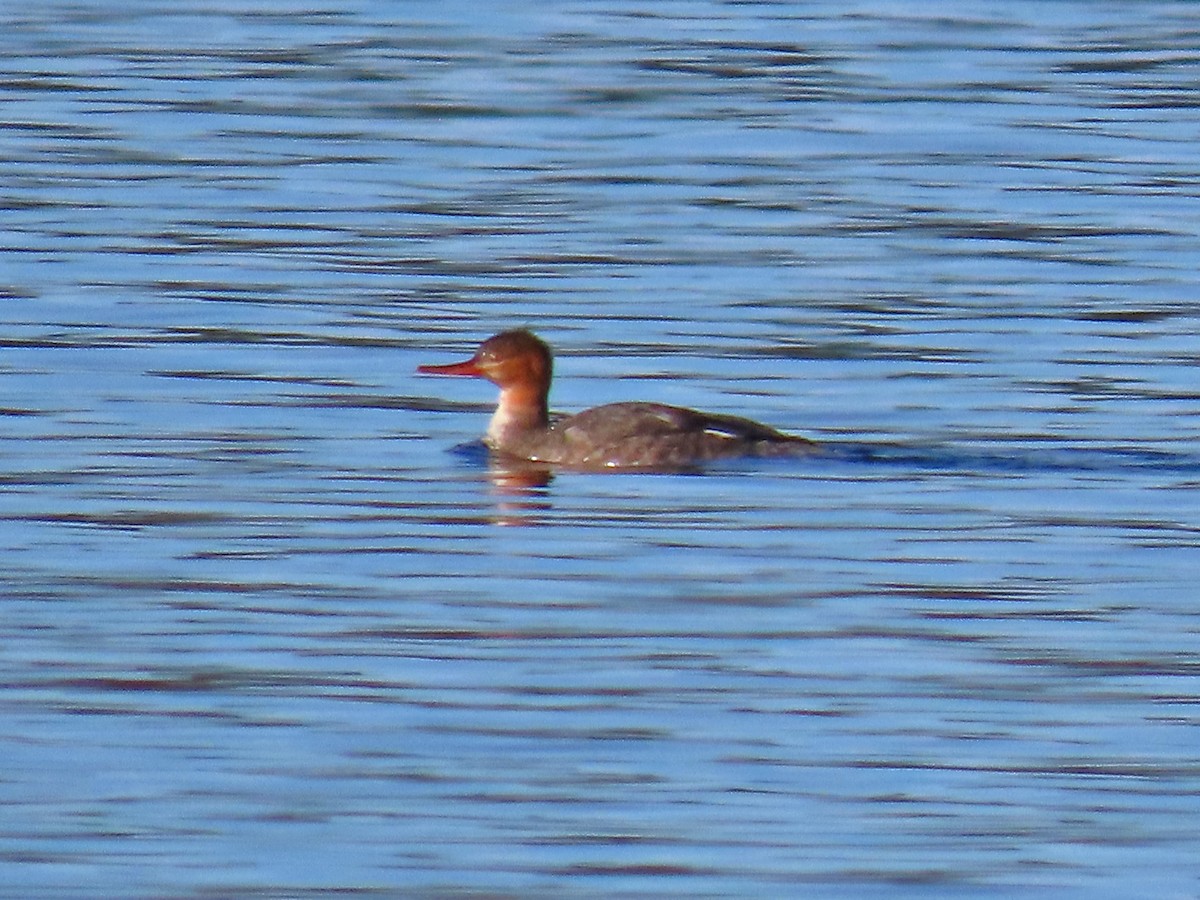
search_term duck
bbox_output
[418,329,817,470]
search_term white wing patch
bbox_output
[702,426,739,440]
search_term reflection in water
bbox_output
[485,454,554,525]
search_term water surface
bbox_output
[2,2,1200,897]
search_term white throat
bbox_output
[486,390,523,446]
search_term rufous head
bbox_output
[418,329,553,392]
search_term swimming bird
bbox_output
[418,330,817,470]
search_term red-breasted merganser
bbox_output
[418,330,817,470]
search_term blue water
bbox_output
[2,2,1200,897]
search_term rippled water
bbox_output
[3,2,1200,897]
